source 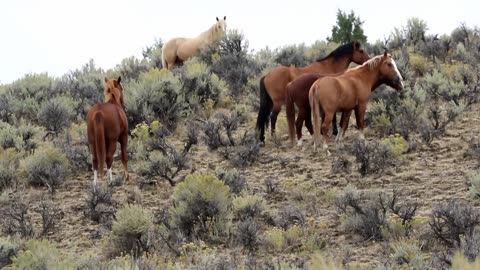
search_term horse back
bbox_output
[87,103,128,141]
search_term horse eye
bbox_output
[387,63,392,67]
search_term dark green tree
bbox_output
[328,9,367,44]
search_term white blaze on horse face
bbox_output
[391,59,404,88]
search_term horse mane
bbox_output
[105,83,122,105]
[315,41,356,62]
[348,54,385,72]
[200,22,225,42]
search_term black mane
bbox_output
[315,41,356,62]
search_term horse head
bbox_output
[378,51,404,91]
[215,16,227,34]
[351,41,370,65]
[104,76,124,106]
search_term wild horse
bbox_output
[255,41,370,144]
[309,52,404,155]
[87,77,129,188]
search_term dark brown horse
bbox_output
[309,52,404,155]
[87,77,129,188]
[285,73,396,146]
[255,41,370,144]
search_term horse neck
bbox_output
[353,65,382,92]
[303,56,351,73]
[198,24,221,43]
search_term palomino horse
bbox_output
[87,77,129,188]
[162,16,227,70]
[256,41,370,144]
[285,72,396,146]
[309,51,404,155]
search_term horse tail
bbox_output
[285,83,296,146]
[310,84,321,151]
[255,76,272,142]
[93,111,105,176]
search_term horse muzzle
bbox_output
[394,76,404,91]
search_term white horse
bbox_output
[161,16,227,70]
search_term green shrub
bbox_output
[0,121,38,152]
[232,193,266,221]
[468,171,480,199]
[2,73,55,124]
[124,68,185,130]
[200,30,261,96]
[350,138,396,176]
[216,168,246,194]
[169,174,232,243]
[105,204,153,258]
[0,236,19,268]
[20,146,69,193]
[274,43,308,67]
[115,56,149,81]
[37,96,76,136]
[307,253,344,270]
[389,239,429,269]
[0,149,20,191]
[381,134,409,158]
[57,59,110,119]
[181,58,227,110]
[336,186,418,241]
[0,193,34,238]
[11,239,75,270]
[452,252,480,270]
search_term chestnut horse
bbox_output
[286,73,396,146]
[162,16,227,70]
[87,77,129,188]
[255,41,370,144]
[309,52,404,155]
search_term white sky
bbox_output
[0,0,477,84]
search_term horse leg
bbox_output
[106,142,117,184]
[89,143,99,189]
[332,113,338,136]
[354,104,367,140]
[321,112,334,156]
[305,106,313,136]
[270,102,281,138]
[120,135,129,182]
[295,107,307,146]
[336,110,352,149]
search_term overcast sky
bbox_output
[0,0,477,84]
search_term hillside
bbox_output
[0,24,480,269]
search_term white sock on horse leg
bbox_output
[335,127,342,142]
[297,138,303,147]
[359,130,365,140]
[93,170,98,188]
[108,168,113,183]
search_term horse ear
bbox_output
[224,16,226,20]
[117,76,121,83]
[104,77,108,83]
[216,17,219,21]
[354,41,361,49]
[383,50,388,57]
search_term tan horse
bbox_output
[87,77,129,188]
[255,41,370,144]
[309,52,404,155]
[162,16,227,70]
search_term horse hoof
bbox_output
[259,141,266,147]
[297,140,303,147]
